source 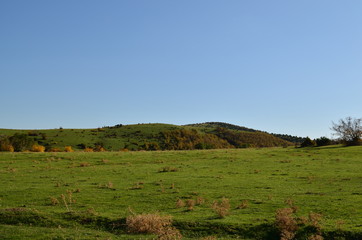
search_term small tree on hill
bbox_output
[9,134,34,152]
[300,137,315,147]
[331,117,362,146]
[314,137,331,147]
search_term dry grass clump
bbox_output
[50,196,59,206]
[126,213,182,239]
[195,196,205,205]
[186,199,195,211]
[211,197,230,218]
[275,207,324,240]
[275,208,298,240]
[176,199,185,208]
[308,212,323,240]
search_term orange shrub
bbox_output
[64,146,74,152]
[48,148,62,152]
[31,145,45,152]
[0,143,14,152]
[84,147,94,152]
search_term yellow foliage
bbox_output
[49,148,61,152]
[0,143,14,152]
[64,146,74,152]
[84,147,94,152]
[31,145,45,152]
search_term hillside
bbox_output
[187,122,305,144]
[0,122,295,152]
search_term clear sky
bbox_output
[1,0,361,138]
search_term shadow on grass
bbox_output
[1,208,361,240]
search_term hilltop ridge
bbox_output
[0,122,301,152]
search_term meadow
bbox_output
[0,146,361,239]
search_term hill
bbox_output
[0,122,295,152]
[187,122,305,144]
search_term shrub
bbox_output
[64,146,74,152]
[84,147,94,152]
[48,147,62,152]
[300,137,316,147]
[31,145,45,152]
[9,133,34,152]
[0,143,14,152]
[314,137,331,147]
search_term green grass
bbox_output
[0,146,361,239]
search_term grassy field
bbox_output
[0,146,361,239]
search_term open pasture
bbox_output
[0,146,361,239]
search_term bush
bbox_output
[48,147,62,152]
[64,146,74,152]
[0,143,14,152]
[0,137,14,152]
[84,147,94,152]
[31,145,45,152]
[9,134,34,152]
[300,137,316,147]
[315,137,331,147]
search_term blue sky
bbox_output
[1,1,361,138]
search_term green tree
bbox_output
[314,137,331,147]
[300,137,315,147]
[9,133,34,152]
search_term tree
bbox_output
[314,137,331,147]
[300,137,315,147]
[9,133,34,152]
[331,117,362,146]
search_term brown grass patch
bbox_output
[126,213,181,239]
[211,197,230,218]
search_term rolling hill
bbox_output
[0,122,298,152]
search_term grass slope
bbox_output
[0,146,361,239]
